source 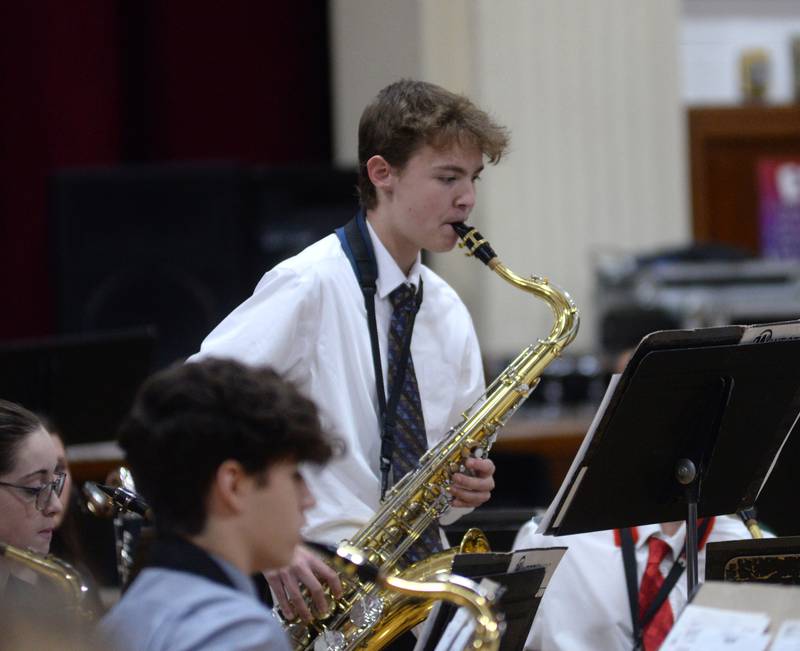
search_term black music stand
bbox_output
[416,551,554,651]
[540,322,800,597]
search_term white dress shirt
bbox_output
[191,222,485,545]
[512,515,751,651]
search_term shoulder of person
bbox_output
[255,234,351,294]
[169,586,283,650]
[708,514,758,541]
[112,568,277,645]
[513,519,555,550]
[419,264,469,311]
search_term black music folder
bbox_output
[538,321,800,593]
[415,548,565,651]
[706,536,800,585]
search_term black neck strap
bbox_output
[336,212,423,499]
[620,519,712,651]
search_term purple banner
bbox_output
[759,158,800,259]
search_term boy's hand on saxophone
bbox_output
[449,457,495,508]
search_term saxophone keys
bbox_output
[285,620,311,646]
[461,439,478,458]
[385,526,402,542]
[314,628,346,651]
[349,593,384,629]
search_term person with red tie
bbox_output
[512,516,752,651]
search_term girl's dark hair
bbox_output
[0,399,44,475]
[118,358,334,535]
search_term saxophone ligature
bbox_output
[281,221,579,651]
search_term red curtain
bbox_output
[0,1,330,338]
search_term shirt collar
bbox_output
[209,551,258,599]
[365,219,422,299]
[635,523,682,558]
[615,518,715,557]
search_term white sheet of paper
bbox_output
[508,547,566,598]
[432,606,474,651]
[662,628,770,651]
[661,604,770,651]
[771,619,800,651]
[428,578,499,651]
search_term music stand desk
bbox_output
[540,322,800,595]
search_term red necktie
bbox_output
[639,537,674,651]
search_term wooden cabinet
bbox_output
[689,105,800,252]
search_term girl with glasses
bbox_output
[0,400,97,651]
[0,399,65,583]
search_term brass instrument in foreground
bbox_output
[335,544,501,651]
[283,222,579,651]
[0,540,98,620]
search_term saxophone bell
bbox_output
[334,543,501,651]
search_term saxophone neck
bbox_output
[452,222,579,349]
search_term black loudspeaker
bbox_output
[247,166,359,289]
[51,164,251,367]
[0,329,155,444]
[50,164,359,368]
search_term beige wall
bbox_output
[330,0,690,359]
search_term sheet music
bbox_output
[417,578,499,651]
[739,321,800,345]
[536,374,620,534]
[771,620,800,651]
[508,547,566,598]
[661,605,770,651]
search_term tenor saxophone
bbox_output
[284,222,579,651]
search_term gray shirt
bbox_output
[99,552,289,651]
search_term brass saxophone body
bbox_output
[285,223,579,651]
[0,540,98,621]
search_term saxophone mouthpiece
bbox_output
[97,484,153,520]
[451,222,497,267]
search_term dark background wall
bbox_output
[0,1,332,340]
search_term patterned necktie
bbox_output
[639,537,675,651]
[387,283,443,563]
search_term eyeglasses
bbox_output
[0,472,66,511]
